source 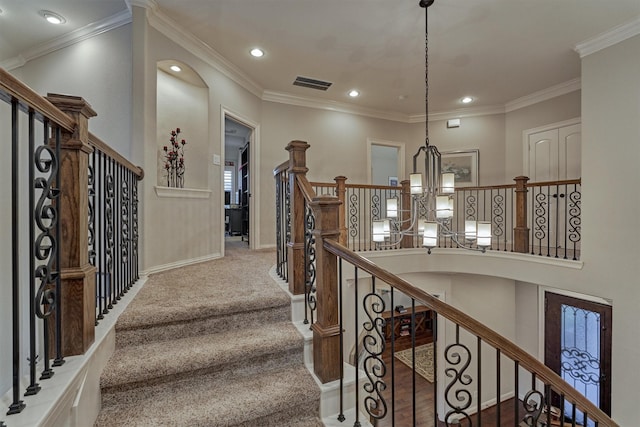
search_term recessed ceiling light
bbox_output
[250,48,264,58]
[461,96,474,104]
[348,90,360,98]
[39,10,66,25]
[170,65,182,72]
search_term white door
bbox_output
[526,121,581,252]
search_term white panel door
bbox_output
[529,129,559,182]
[558,124,581,180]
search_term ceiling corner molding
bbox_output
[0,55,26,72]
[574,16,640,58]
[146,6,263,99]
[504,78,581,113]
[262,90,411,123]
[2,10,132,71]
[410,104,506,123]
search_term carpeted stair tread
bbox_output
[101,320,304,391]
[95,364,320,427]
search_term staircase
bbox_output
[95,245,322,426]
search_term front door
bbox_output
[544,292,612,423]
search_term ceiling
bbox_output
[2,0,639,117]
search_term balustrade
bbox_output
[1,69,142,419]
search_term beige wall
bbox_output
[504,91,581,180]
[580,34,640,425]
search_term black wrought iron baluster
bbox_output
[105,157,115,311]
[477,337,482,426]
[275,172,282,278]
[114,163,121,302]
[432,312,439,427]
[492,189,506,251]
[496,348,501,425]
[514,361,519,426]
[9,97,26,415]
[389,288,396,425]
[568,184,581,261]
[348,189,358,251]
[371,190,380,252]
[121,167,130,296]
[411,298,416,424]
[521,388,545,426]
[533,188,548,256]
[362,278,387,421]
[34,123,62,380]
[303,201,316,326]
[132,170,139,280]
[52,125,64,368]
[337,259,345,423]
[26,109,41,397]
[354,267,360,427]
[88,149,98,324]
[284,175,291,282]
[444,324,473,425]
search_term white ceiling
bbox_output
[2,0,639,117]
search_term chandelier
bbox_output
[371,0,491,253]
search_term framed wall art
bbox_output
[441,149,479,187]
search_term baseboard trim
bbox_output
[142,253,222,276]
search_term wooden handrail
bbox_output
[296,174,317,204]
[273,160,288,176]
[0,68,75,131]
[323,238,617,426]
[89,132,143,178]
[526,178,581,188]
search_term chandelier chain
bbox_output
[424,1,429,146]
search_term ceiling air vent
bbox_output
[293,76,332,91]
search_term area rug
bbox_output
[394,343,434,383]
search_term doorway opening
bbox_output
[223,114,254,253]
[544,291,612,425]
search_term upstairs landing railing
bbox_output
[0,68,142,420]
[274,140,613,427]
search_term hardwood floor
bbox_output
[369,335,526,427]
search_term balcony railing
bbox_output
[1,68,142,420]
[275,140,611,427]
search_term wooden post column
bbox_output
[334,176,347,246]
[46,93,97,356]
[400,179,412,248]
[286,140,310,295]
[513,175,530,253]
[310,195,342,383]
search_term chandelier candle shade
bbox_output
[371,0,491,253]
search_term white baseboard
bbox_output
[142,253,222,276]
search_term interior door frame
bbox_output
[366,138,406,185]
[522,117,581,178]
[540,288,612,415]
[221,107,260,254]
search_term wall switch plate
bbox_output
[447,118,461,128]
[213,154,221,165]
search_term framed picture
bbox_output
[441,149,479,187]
[388,176,398,187]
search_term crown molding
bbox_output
[504,78,581,113]
[140,2,263,99]
[262,90,412,123]
[574,16,640,58]
[410,104,506,123]
[1,10,132,72]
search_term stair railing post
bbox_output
[513,175,530,253]
[334,175,347,246]
[46,93,98,356]
[309,195,342,383]
[401,179,413,248]
[286,140,310,295]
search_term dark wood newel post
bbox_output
[513,175,530,253]
[400,179,412,248]
[46,93,97,356]
[286,140,309,295]
[310,195,342,383]
[334,176,347,246]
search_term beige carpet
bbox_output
[95,245,322,426]
[394,343,434,383]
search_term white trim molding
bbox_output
[154,186,211,199]
[574,16,640,58]
[505,78,581,113]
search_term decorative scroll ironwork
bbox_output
[105,168,115,310]
[521,389,545,426]
[533,191,548,244]
[492,193,505,239]
[443,341,473,425]
[132,176,139,278]
[371,193,381,221]
[362,292,387,420]
[561,347,600,385]
[88,163,96,265]
[121,178,130,273]
[464,193,477,220]
[33,144,59,322]
[275,174,283,277]
[304,203,317,325]
[349,191,359,239]
[568,188,581,245]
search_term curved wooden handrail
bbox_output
[526,178,581,188]
[273,160,288,176]
[309,181,337,188]
[296,175,317,203]
[323,238,617,426]
[0,68,75,132]
[89,133,144,179]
